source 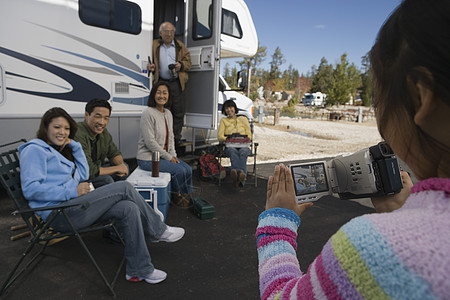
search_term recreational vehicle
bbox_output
[0,0,258,157]
[302,92,327,107]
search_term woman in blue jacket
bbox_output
[18,107,184,284]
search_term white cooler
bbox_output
[127,167,171,222]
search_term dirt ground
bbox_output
[244,116,382,164]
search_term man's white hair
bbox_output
[159,22,175,33]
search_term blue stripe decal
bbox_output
[112,96,147,106]
[6,71,71,91]
[0,46,110,101]
[45,46,150,89]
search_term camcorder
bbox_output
[289,142,403,203]
[168,64,176,78]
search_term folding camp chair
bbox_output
[217,121,259,187]
[0,140,125,297]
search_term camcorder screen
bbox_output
[291,163,329,196]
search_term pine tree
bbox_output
[269,47,285,80]
[310,57,333,94]
[328,53,362,105]
[360,53,373,106]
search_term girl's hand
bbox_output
[77,182,91,197]
[371,171,413,212]
[61,138,72,150]
[170,157,179,163]
[266,164,313,217]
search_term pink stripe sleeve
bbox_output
[258,234,297,250]
[315,254,343,299]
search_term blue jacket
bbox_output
[18,139,89,220]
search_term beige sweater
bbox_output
[136,107,176,161]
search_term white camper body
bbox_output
[302,92,327,106]
[0,0,257,158]
[218,75,253,120]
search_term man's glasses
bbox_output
[162,30,175,34]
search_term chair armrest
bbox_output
[12,201,89,216]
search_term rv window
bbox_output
[79,0,142,34]
[193,0,213,40]
[222,9,242,39]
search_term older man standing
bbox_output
[148,21,192,147]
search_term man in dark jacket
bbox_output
[75,99,129,188]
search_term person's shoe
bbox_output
[126,269,167,284]
[171,193,192,208]
[156,225,185,243]
[231,169,239,188]
[238,171,247,187]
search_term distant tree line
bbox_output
[222,45,373,106]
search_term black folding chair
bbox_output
[217,121,259,187]
[0,140,125,297]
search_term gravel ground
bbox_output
[250,116,382,164]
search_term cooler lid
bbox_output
[127,167,171,187]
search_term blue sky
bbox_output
[223,0,402,74]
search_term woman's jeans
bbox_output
[137,158,193,195]
[49,181,167,277]
[225,147,251,173]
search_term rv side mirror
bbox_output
[237,71,246,90]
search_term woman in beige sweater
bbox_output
[137,81,193,206]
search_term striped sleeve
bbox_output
[257,209,438,300]
[256,208,304,299]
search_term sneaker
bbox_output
[238,171,247,187]
[126,269,167,284]
[231,169,238,188]
[156,225,185,243]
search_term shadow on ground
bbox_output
[0,162,374,299]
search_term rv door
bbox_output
[184,0,222,129]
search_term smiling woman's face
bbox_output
[225,105,236,117]
[155,85,169,108]
[47,117,70,146]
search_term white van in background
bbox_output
[0,0,258,157]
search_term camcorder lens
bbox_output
[380,143,389,155]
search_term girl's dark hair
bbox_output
[221,99,239,116]
[147,81,172,108]
[369,0,450,161]
[37,107,78,141]
[37,107,78,161]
